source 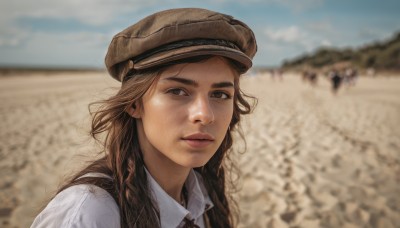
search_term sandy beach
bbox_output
[0,72,399,228]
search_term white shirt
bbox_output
[31,169,213,228]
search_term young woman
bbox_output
[31,8,257,228]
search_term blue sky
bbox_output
[0,0,399,68]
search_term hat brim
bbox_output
[133,45,252,72]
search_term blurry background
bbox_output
[1,0,399,69]
[0,1,399,228]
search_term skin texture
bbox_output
[129,57,236,201]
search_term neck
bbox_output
[145,160,191,202]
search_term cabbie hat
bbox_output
[105,8,257,81]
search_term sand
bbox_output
[0,72,399,228]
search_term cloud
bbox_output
[0,0,160,49]
[210,0,324,12]
[0,31,112,67]
[320,39,332,47]
[0,26,29,48]
[278,0,324,12]
[264,25,333,49]
[260,25,333,64]
[306,21,334,34]
[264,26,306,43]
[0,0,159,27]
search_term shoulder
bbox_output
[31,184,120,228]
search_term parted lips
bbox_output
[105,8,257,81]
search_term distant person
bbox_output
[309,72,318,86]
[345,67,358,86]
[31,8,257,228]
[351,68,359,86]
[344,68,352,86]
[331,70,343,94]
[302,70,317,86]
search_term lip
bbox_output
[182,133,215,148]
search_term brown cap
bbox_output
[105,8,257,81]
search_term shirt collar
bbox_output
[145,168,214,228]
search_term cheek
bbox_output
[141,110,172,154]
[145,97,186,125]
[214,102,234,125]
[143,99,165,127]
[141,96,182,141]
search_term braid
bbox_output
[109,113,159,227]
[203,167,233,227]
[196,131,236,228]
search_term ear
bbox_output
[126,102,141,118]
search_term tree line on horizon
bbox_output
[282,31,400,72]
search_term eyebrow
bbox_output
[163,76,234,88]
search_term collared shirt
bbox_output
[31,170,213,228]
[146,169,213,228]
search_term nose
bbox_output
[188,95,215,125]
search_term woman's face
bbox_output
[135,57,236,169]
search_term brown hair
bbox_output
[57,55,257,227]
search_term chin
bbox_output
[178,156,210,168]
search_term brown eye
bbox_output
[211,91,231,99]
[168,88,188,96]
